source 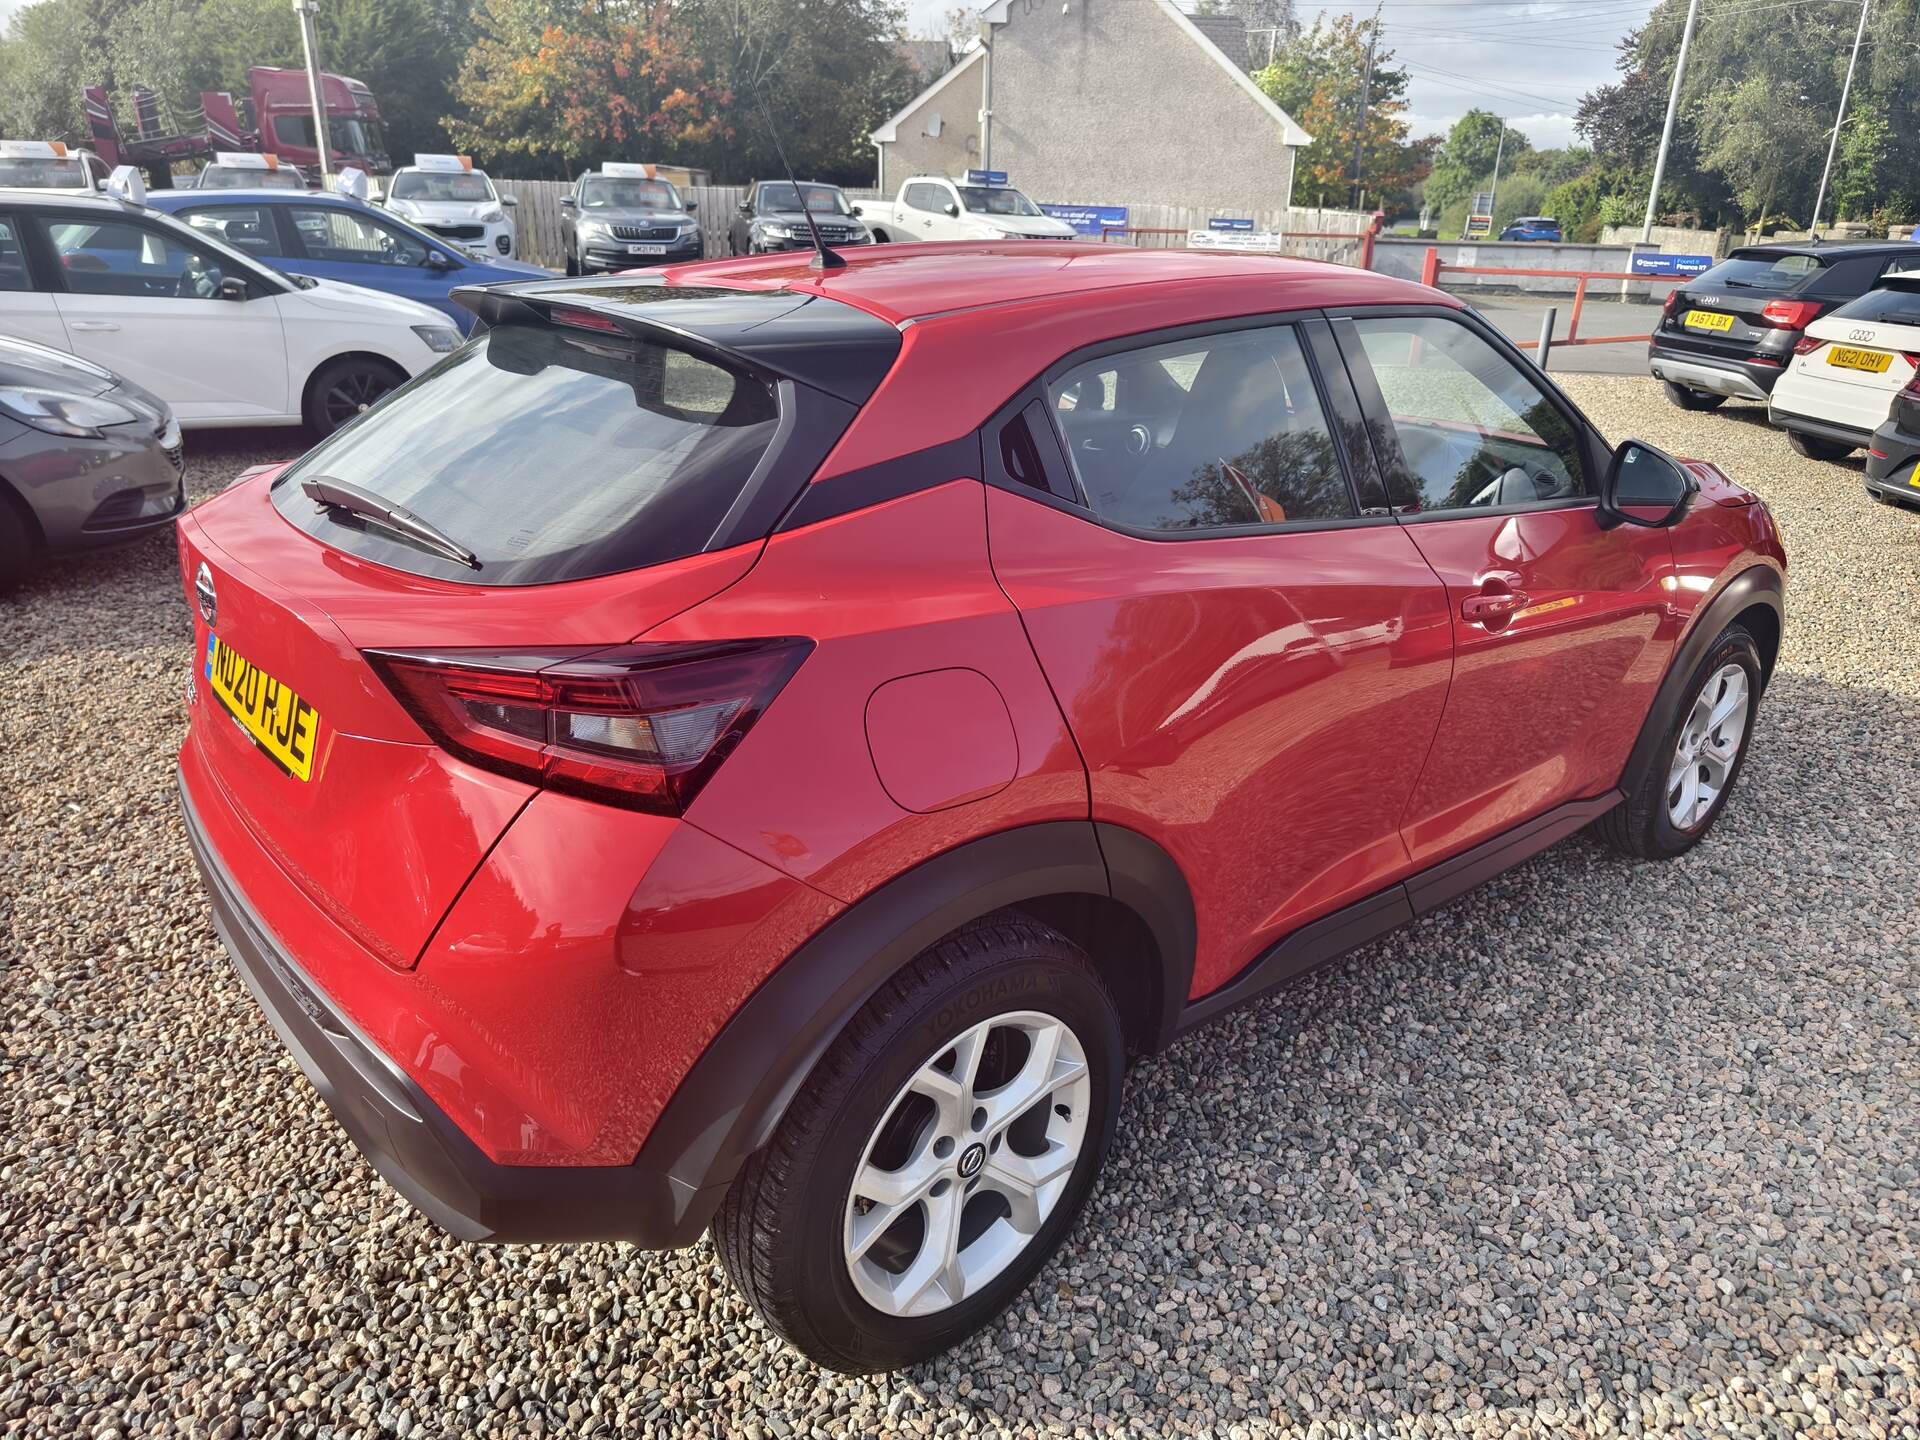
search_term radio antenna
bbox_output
[754,89,844,271]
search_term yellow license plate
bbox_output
[1684,310,1736,333]
[1827,346,1891,373]
[204,635,320,781]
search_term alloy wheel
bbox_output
[323,368,396,430]
[1668,662,1750,829]
[844,1010,1090,1318]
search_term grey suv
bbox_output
[560,172,702,274]
[0,332,183,588]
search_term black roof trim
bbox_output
[452,278,902,405]
[1731,240,1919,260]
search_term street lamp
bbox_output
[291,0,333,185]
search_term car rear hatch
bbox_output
[1795,278,1920,393]
[180,279,901,969]
[1655,250,1829,362]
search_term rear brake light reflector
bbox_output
[1793,334,1824,357]
[367,638,812,814]
[552,308,625,334]
[1761,299,1821,330]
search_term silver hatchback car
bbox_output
[0,332,183,588]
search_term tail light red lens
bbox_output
[367,638,812,814]
[1662,289,1682,317]
[1761,299,1821,330]
[1793,334,1824,357]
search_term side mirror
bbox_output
[559,195,576,208]
[685,199,697,212]
[500,194,518,207]
[737,200,752,215]
[425,249,458,270]
[944,201,959,217]
[219,275,248,302]
[1600,439,1695,529]
[849,204,863,216]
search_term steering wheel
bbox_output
[177,259,221,300]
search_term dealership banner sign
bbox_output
[1041,204,1128,237]
[1188,229,1286,252]
[1630,252,1714,277]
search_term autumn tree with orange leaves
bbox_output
[450,0,729,173]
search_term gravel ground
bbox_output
[5,380,1918,1439]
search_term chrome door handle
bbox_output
[69,321,121,332]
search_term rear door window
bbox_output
[273,323,783,584]
[1045,324,1355,531]
[0,217,30,290]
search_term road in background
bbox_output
[1465,293,1660,375]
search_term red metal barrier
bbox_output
[1421,245,1685,349]
[1101,213,1386,270]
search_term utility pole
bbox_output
[1488,124,1505,228]
[977,19,994,172]
[292,0,332,185]
[1349,0,1382,211]
[1641,0,1699,242]
[1810,0,1870,236]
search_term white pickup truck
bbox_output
[856,174,1078,243]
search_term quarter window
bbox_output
[1348,315,1587,513]
[904,184,948,213]
[1046,325,1355,532]
[289,206,428,267]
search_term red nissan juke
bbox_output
[177,242,1786,1373]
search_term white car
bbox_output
[859,174,1077,244]
[1769,280,1920,461]
[382,157,517,260]
[0,188,460,434]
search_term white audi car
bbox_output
[1768,278,1920,462]
[0,185,460,435]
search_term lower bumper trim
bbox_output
[1648,353,1774,401]
[178,767,709,1247]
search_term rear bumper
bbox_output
[581,238,702,271]
[178,768,708,1247]
[1647,346,1778,400]
[1865,416,1920,500]
[1768,408,1874,451]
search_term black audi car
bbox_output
[727,180,872,256]
[1648,241,1920,411]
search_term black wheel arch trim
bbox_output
[1622,563,1783,787]
[635,819,1196,1237]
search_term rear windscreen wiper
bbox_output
[301,475,480,570]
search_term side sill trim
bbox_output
[1171,790,1623,1037]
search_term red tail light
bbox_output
[1662,289,1682,317]
[1761,299,1821,330]
[367,638,812,814]
[1793,334,1824,357]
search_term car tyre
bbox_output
[1662,381,1726,412]
[1597,623,1763,861]
[303,357,406,438]
[712,914,1124,1374]
[1786,430,1853,462]
[564,249,579,277]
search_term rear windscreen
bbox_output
[1831,282,1920,325]
[1694,253,1826,292]
[274,323,781,585]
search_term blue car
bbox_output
[147,189,549,333]
[1498,215,1564,243]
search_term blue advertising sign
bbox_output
[1630,252,1713,277]
[1209,217,1255,232]
[965,169,1008,186]
[1040,204,1128,237]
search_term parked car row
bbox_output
[1648,239,1920,507]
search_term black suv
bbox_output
[1648,241,1920,411]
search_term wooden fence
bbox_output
[494,180,1374,272]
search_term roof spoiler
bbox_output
[451,280,902,405]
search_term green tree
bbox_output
[1425,109,1528,219]
[1252,13,1432,211]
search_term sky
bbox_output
[900,0,1660,149]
